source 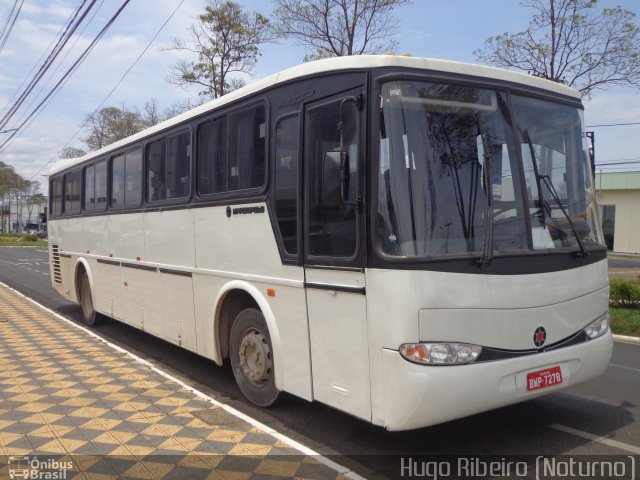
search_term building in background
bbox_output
[595,171,640,254]
[0,193,47,233]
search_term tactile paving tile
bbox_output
[0,286,348,479]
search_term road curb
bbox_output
[613,333,640,345]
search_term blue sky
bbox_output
[0,0,639,193]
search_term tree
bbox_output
[475,0,640,97]
[0,162,20,231]
[141,98,163,128]
[0,161,31,232]
[165,0,277,98]
[163,98,206,119]
[23,181,43,229]
[273,0,411,62]
[59,147,86,159]
[82,106,145,151]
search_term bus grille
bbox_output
[51,244,62,285]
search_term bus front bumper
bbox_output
[381,331,613,431]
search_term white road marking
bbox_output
[550,424,640,455]
[610,363,640,374]
[0,281,364,480]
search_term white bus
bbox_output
[48,56,612,431]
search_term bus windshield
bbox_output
[376,80,603,259]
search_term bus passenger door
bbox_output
[303,88,371,421]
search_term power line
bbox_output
[0,1,131,154]
[595,159,640,166]
[585,122,640,128]
[29,0,187,181]
[0,1,19,41]
[0,0,24,53]
[8,0,107,134]
[0,0,96,131]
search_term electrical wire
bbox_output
[0,0,96,131]
[586,122,640,128]
[596,159,640,166]
[0,0,20,41]
[8,0,107,133]
[28,0,186,181]
[0,1,131,154]
[0,0,24,53]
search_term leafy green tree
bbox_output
[475,0,640,97]
[165,0,276,98]
[273,0,411,62]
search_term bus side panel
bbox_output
[145,210,196,267]
[161,273,197,351]
[193,204,312,401]
[81,215,108,257]
[143,209,197,348]
[108,213,145,261]
[94,261,120,318]
[107,213,145,321]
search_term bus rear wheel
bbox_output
[229,308,279,407]
[79,272,101,326]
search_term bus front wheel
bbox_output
[229,308,279,407]
[79,272,101,326]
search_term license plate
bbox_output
[526,366,563,391]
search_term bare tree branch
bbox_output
[474,0,640,98]
[273,0,410,61]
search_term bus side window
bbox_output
[112,150,142,206]
[51,177,63,216]
[64,170,82,214]
[274,115,299,255]
[95,161,108,209]
[198,118,227,195]
[148,131,190,201]
[84,165,95,210]
[125,149,142,205]
[166,131,191,199]
[147,139,167,202]
[228,105,266,191]
[84,161,108,211]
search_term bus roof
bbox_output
[49,55,581,176]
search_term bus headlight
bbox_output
[584,313,609,340]
[399,342,482,365]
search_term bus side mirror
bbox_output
[323,150,349,203]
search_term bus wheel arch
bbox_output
[214,282,283,395]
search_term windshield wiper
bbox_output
[523,130,588,258]
[476,117,494,265]
[538,174,588,257]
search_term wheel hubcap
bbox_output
[238,328,272,385]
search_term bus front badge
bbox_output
[533,327,547,348]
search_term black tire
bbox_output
[229,308,279,407]
[79,271,101,326]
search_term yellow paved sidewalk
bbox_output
[0,284,348,479]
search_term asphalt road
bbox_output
[1,247,639,479]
